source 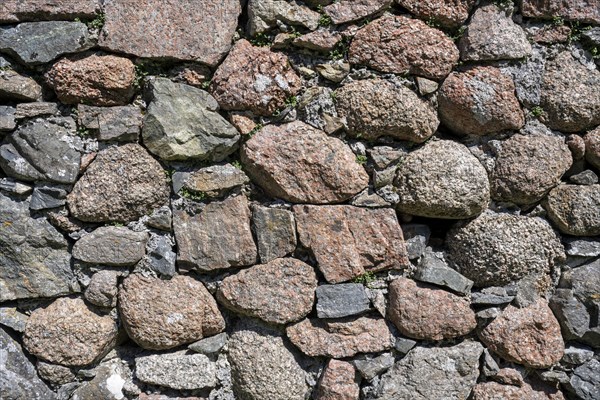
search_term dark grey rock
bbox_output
[146,205,172,232]
[0,177,32,195]
[70,361,129,400]
[188,332,228,355]
[482,349,500,377]
[0,327,57,400]
[30,184,67,210]
[0,69,42,101]
[565,238,600,257]
[73,226,149,266]
[394,337,416,355]
[351,188,391,208]
[136,351,217,390]
[0,192,77,301]
[316,283,371,319]
[77,104,143,142]
[563,345,594,365]
[471,287,514,305]
[0,143,44,181]
[0,105,15,131]
[539,370,570,385]
[570,170,599,185]
[84,270,119,308]
[582,27,600,48]
[512,274,545,308]
[549,289,591,340]
[354,353,395,380]
[413,248,473,295]
[572,260,600,305]
[14,102,59,120]
[401,224,430,260]
[0,21,93,65]
[146,235,176,277]
[476,307,501,319]
[368,146,406,170]
[373,166,397,189]
[569,359,600,400]
[0,307,28,332]
[253,206,297,264]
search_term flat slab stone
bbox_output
[324,0,391,24]
[253,206,297,263]
[73,226,149,266]
[0,105,15,131]
[316,283,370,319]
[0,69,42,101]
[396,0,474,28]
[135,351,217,390]
[183,163,249,198]
[521,0,600,25]
[414,248,473,294]
[0,0,100,23]
[0,307,28,332]
[15,102,59,119]
[77,104,142,142]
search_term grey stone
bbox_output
[189,332,228,356]
[14,102,59,120]
[569,359,600,400]
[539,370,570,385]
[182,163,249,198]
[572,260,600,305]
[582,27,600,47]
[297,86,340,132]
[247,0,320,35]
[565,238,600,257]
[471,287,514,305]
[0,192,77,301]
[146,205,172,232]
[354,353,395,380]
[0,105,15,131]
[36,361,75,386]
[316,283,370,319]
[77,104,142,142]
[512,274,546,308]
[0,177,32,195]
[0,69,42,101]
[70,361,129,400]
[84,270,119,308]
[0,143,44,182]
[136,351,217,390]
[401,224,430,260]
[351,188,391,208]
[73,226,148,266]
[0,327,57,400]
[370,341,483,400]
[413,248,473,295]
[544,184,600,236]
[476,307,501,319]
[563,345,594,365]
[142,77,240,162]
[368,146,406,170]
[549,289,591,340]
[30,184,67,210]
[393,337,416,355]
[0,55,11,68]
[253,206,297,263]
[0,307,28,332]
[482,349,500,377]
[146,235,176,278]
[0,21,93,65]
[501,44,547,108]
[0,1,101,24]
[570,170,599,185]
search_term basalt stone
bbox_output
[0,307,28,332]
[348,15,459,80]
[210,39,302,116]
[23,297,118,367]
[0,0,100,23]
[73,226,148,266]
[584,127,600,170]
[447,212,565,287]
[99,0,241,66]
[0,21,93,65]
[253,206,297,263]
[0,69,42,101]
[14,102,59,119]
[544,184,600,236]
[571,260,600,305]
[143,78,240,162]
[438,67,525,136]
[294,205,409,283]
[118,274,225,350]
[401,224,430,260]
[570,170,599,185]
[29,185,67,210]
[77,104,143,142]
[0,105,15,131]
[569,359,600,400]
[84,270,118,308]
[335,79,439,143]
[563,345,594,365]
[353,353,395,380]
[0,193,77,302]
[247,0,320,35]
[316,283,371,319]
[323,0,391,24]
[550,289,592,341]
[479,300,564,368]
[387,277,476,341]
[217,258,317,324]
[414,248,474,295]
[565,238,600,257]
[315,359,360,400]
[67,144,170,223]
[173,195,258,272]
[188,332,227,356]
[0,177,32,195]
[145,235,177,278]
[242,121,369,204]
[395,0,475,28]
[521,0,600,25]
[491,134,572,204]
[135,351,217,390]
[183,163,249,198]
[394,140,490,219]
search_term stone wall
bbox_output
[1,0,599,399]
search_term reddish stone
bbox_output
[532,25,572,44]
[521,0,600,25]
[396,0,475,28]
[0,0,100,23]
[323,0,392,24]
[585,127,600,170]
[473,370,565,400]
[567,134,586,160]
[316,359,360,400]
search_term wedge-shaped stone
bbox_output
[73,226,148,266]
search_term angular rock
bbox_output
[229,320,308,400]
[293,29,341,52]
[459,3,531,61]
[479,300,564,368]
[183,163,249,198]
[14,102,59,119]
[146,206,172,232]
[323,0,391,24]
[217,258,317,324]
[69,361,129,400]
[414,248,474,294]
[348,15,459,80]
[571,260,600,305]
[0,307,28,332]
[253,206,297,263]
[439,67,525,136]
[0,21,92,65]
[119,274,225,350]
[544,184,600,236]
[46,53,135,106]
[173,195,258,271]
[387,277,476,340]
[242,121,369,203]
[565,238,600,257]
[286,316,393,358]
[23,297,118,367]
[67,144,170,222]
[394,140,490,218]
[401,224,430,260]
[585,128,600,170]
[77,104,142,142]
[570,170,599,185]
[316,359,360,400]
[563,345,594,365]
[247,0,320,35]
[0,177,32,195]
[73,227,148,266]
[550,289,592,341]
[0,327,57,400]
[188,332,227,356]
[353,353,395,380]
[472,377,566,400]
[521,0,600,25]
[210,39,301,116]
[569,359,600,400]
[370,341,483,400]
[335,79,439,142]
[143,78,239,161]
[395,0,474,28]
[491,134,572,204]
[30,185,67,210]
[99,0,241,66]
[447,212,565,287]
[136,351,217,390]
[145,235,177,278]
[0,105,15,131]
[294,205,409,283]
[540,51,600,132]
[0,193,76,302]
[0,69,42,101]
[0,0,100,23]
[471,287,514,305]
[316,283,370,319]
[85,270,118,308]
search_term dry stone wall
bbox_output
[1,0,599,399]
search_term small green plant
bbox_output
[201,80,211,90]
[285,95,298,108]
[76,126,91,138]
[494,0,513,7]
[247,123,263,137]
[164,169,175,182]
[551,15,564,26]
[249,32,273,47]
[88,13,106,30]
[231,160,243,169]
[330,90,337,101]
[530,106,544,117]
[426,17,441,29]
[179,187,206,202]
[352,271,376,285]
[108,221,124,227]
[329,36,350,60]
[317,6,333,27]
[355,155,368,165]
[133,64,148,90]
[450,25,467,42]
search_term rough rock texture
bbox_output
[459,3,531,61]
[472,375,565,399]
[544,184,600,236]
[438,67,525,136]
[479,300,564,368]
[387,277,476,340]
[84,270,118,308]
[23,297,118,367]
[253,206,297,263]
[210,39,301,116]
[584,128,600,169]
[414,248,474,294]
[569,359,600,400]
[183,164,249,198]
[0,0,100,23]
[540,51,600,132]
[335,79,439,142]
[394,140,490,218]
[67,144,170,222]
[73,226,148,266]
[323,0,391,24]
[77,104,142,142]
[448,213,565,287]
[247,0,320,35]
[370,341,483,400]
[228,320,308,400]
[118,274,225,350]
[491,134,572,204]
[286,316,393,358]
[69,361,129,400]
[294,205,409,283]
[348,15,459,80]
[242,121,369,204]
[0,105,15,131]
[0,193,76,302]
[135,351,217,390]
[521,0,600,25]
[173,195,258,271]
[99,0,241,66]
[0,21,92,65]
[142,78,239,161]
[395,0,474,28]
[0,69,42,101]
[316,359,360,400]
[316,283,370,319]
[217,258,317,324]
